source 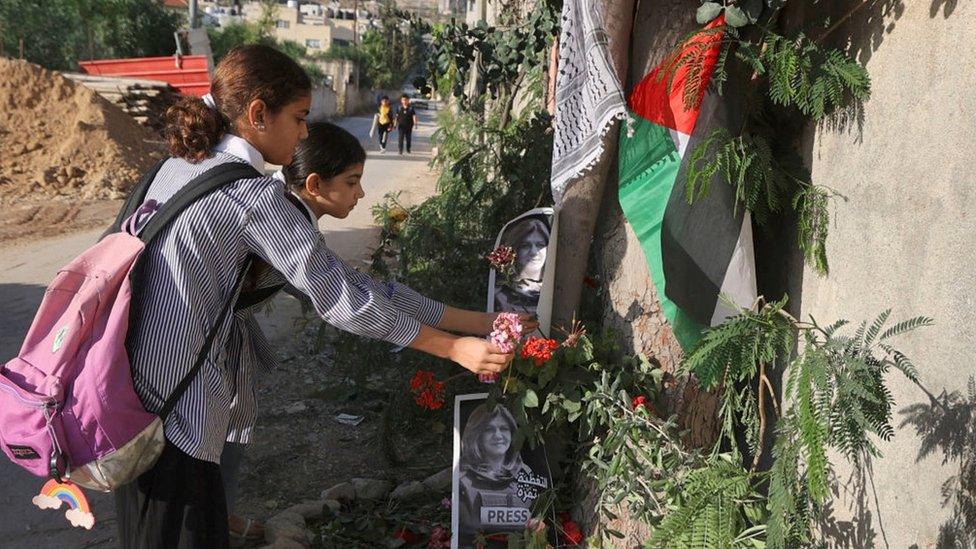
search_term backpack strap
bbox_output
[103,158,167,239]
[139,162,262,244]
[126,160,264,421]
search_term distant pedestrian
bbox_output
[394,93,417,155]
[371,95,393,153]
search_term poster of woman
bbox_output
[487,208,558,335]
[452,394,551,549]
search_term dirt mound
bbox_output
[0,58,164,204]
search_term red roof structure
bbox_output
[79,55,210,96]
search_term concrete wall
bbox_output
[797,1,976,546]
[309,85,338,119]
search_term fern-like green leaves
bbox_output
[646,457,760,549]
[677,302,929,549]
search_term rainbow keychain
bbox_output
[32,479,95,529]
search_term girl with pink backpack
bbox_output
[112,45,517,547]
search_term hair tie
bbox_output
[201,93,217,110]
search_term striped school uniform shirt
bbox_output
[222,169,443,444]
[130,134,444,462]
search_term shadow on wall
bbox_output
[816,457,889,548]
[900,378,976,547]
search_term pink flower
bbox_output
[489,313,523,353]
[479,313,522,383]
[525,517,547,534]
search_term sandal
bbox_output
[229,514,265,543]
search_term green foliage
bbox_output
[207,22,270,63]
[682,297,795,460]
[426,2,557,106]
[647,456,765,548]
[759,32,870,119]
[207,24,326,85]
[764,311,932,548]
[577,352,704,538]
[666,303,930,549]
[0,0,181,71]
[254,0,279,36]
[370,106,553,308]
[336,6,427,89]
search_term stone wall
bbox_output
[796,1,976,546]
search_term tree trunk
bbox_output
[593,0,719,451]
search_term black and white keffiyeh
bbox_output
[549,0,628,207]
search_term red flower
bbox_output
[428,525,451,549]
[632,395,656,415]
[520,337,560,366]
[487,245,516,272]
[410,370,445,410]
[560,518,584,546]
[394,526,419,544]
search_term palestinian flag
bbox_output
[617,16,757,350]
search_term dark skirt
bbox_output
[114,440,229,549]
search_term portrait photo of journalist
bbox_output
[454,397,550,548]
[491,213,552,315]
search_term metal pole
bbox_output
[353,0,360,89]
[189,0,199,29]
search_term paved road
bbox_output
[0,107,440,548]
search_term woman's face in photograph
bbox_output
[516,225,548,280]
[479,415,512,459]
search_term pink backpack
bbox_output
[0,161,259,491]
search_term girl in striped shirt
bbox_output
[221,121,532,543]
[116,45,521,548]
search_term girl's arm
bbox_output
[436,307,538,337]
[242,184,512,374]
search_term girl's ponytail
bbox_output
[164,95,229,163]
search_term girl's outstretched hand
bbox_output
[449,337,513,375]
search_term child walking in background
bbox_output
[374,95,393,152]
[115,44,517,548]
[394,93,418,155]
[218,121,537,544]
